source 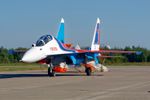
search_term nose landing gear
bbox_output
[48,64,56,77]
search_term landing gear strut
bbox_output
[84,55,92,76]
[48,64,56,77]
[85,68,92,76]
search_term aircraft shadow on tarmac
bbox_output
[0,73,103,79]
[0,73,48,79]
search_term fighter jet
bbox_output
[21,18,136,77]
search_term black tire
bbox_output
[85,68,92,76]
[51,69,56,77]
[48,67,56,77]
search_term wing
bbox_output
[75,49,136,54]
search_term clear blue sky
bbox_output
[0,0,150,49]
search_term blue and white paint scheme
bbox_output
[91,18,100,50]
[21,18,136,77]
[57,18,65,43]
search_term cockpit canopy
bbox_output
[36,35,52,46]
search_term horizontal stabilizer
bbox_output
[75,44,81,50]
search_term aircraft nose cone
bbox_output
[21,48,36,63]
[21,53,32,63]
[21,47,47,63]
[21,56,28,62]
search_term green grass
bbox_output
[106,62,150,66]
[0,63,47,72]
[0,62,150,72]
[0,63,38,66]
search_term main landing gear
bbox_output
[84,56,92,76]
[85,67,92,76]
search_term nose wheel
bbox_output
[48,64,56,77]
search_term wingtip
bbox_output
[97,18,100,24]
[61,18,64,23]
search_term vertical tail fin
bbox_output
[57,18,65,43]
[91,18,100,50]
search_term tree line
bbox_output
[0,47,28,63]
[103,46,150,64]
[0,46,150,64]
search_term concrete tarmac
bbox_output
[0,66,150,100]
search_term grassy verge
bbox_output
[106,62,150,67]
[0,62,150,72]
[0,63,47,72]
[0,63,39,66]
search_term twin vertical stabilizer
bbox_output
[56,17,100,51]
[91,18,100,50]
[57,18,65,43]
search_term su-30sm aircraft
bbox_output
[21,18,136,77]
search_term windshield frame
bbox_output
[36,35,53,47]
